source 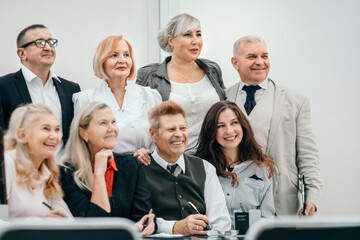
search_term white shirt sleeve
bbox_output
[155,217,176,234]
[72,89,93,114]
[203,160,231,232]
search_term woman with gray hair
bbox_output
[60,102,155,236]
[136,13,225,154]
[4,103,72,218]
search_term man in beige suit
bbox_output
[226,35,323,216]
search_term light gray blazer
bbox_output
[226,79,323,215]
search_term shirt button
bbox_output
[178,195,182,199]
[175,181,178,184]
[181,207,185,211]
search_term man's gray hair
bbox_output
[233,35,267,57]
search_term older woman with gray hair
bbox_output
[136,13,225,156]
[60,102,155,236]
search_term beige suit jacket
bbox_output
[226,79,323,215]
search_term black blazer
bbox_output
[60,153,152,222]
[0,70,80,144]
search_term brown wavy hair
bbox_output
[195,100,277,186]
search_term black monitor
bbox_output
[245,216,360,240]
[0,218,140,240]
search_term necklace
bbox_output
[169,63,196,83]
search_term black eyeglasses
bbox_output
[20,39,58,48]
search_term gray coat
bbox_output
[136,56,226,101]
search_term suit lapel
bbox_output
[226,82,240,102]
[53,79,67,132]
[13,70,32,103]
[266,79,286,154]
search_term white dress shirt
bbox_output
[218,160,278,228]
[5,150,72,218]
[237,78,269,104]
[73,80,161,154]
[21,65,63,159]
[169,75,220,152]
[152,149,231,233]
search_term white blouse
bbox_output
[169,75,220,151]
[73,80,162,154]
[5,150,72,219]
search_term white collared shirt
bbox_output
[5,150,72,218]
[21,65,63,158]
[152,148,231,233]
[237,78,269,104]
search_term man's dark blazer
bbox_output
[0,70,80,144]
[60,153,152,221]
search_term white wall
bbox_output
[0,0,159,89]
[1,0,359,216]
[172,0,360,216]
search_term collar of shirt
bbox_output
[151,148,186,174]
[100,79,142,113]
[238,77,269,91]
[21,64,61,84]
[90,156,118,173]
[232,160,254,171]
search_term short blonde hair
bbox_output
[4,103,63,199]
[61,102,109,191]
[158,13,200,53]
[93,35,136,80]
[148,101,186,132]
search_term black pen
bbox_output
[188,201,212,230]
[302,175,306,215]
[143,209,153,230]
[42,201,53,210]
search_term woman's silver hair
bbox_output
[233,35,267,57]
[158,13,200,53]
[60,102,109,191]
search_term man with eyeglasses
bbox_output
[0,24,80,157]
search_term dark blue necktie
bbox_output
[242,85,261,115]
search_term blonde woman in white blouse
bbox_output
[73,35,161,154]
[4,103,72,218]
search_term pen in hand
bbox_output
[142,209,153,230]
[188,201,212,230]
[302,175,306,215]
[42,201,53,210]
